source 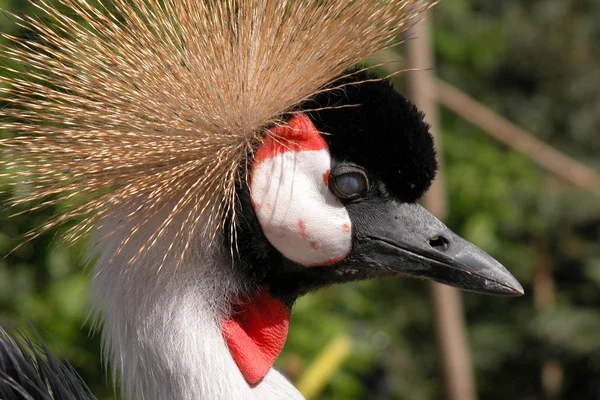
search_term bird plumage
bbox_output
[0,0,434,268]
[0,327,95,400]
[0,1,524,399]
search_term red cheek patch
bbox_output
[321,254,348,266]
[221,287,290,385]
[297,219,308,239]
[254,114,327,164]
[323,170,331,186]
[306,253,349,267]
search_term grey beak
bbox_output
[349,203,524,296]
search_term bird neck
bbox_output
[87,208,303,400]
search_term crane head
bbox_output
[223,70,523,384]
[234,70,523,301]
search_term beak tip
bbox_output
[466,267,524,297]
[510,282,525,297]
[492,274,524,297]
[466,280,524,297]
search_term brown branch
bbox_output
[407,16,478,400]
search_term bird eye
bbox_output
[329,165,369,200]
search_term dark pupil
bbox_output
[335,173,366,196]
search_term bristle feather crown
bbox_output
[0,0,435,270]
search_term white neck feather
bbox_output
[87,207,303,400]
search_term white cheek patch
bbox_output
[250,114,352,267]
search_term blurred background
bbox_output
[1,0,599,399]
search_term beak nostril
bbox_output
[429,235,450,251]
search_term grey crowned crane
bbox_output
[0,0,523,399]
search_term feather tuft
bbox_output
[0,0,435,271]
[0,326,95,400]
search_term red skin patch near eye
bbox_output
[342,224,351,233]
[306,252,349,267]
[323,170,330,186]
[254,114,327,164]
[297,219,308,239]
[322,253,348,266]
[221,287,290,385]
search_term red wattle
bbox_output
[221,287,290,385]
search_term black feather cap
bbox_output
[305,70,438,203]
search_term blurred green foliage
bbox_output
[1,1,599,399]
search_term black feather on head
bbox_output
[305,69,438,203]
